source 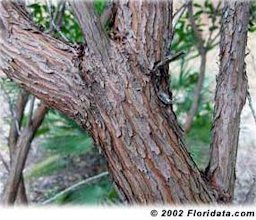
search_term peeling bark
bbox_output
[206,1,250,203]
[1,0,248,204]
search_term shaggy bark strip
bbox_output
[206,1,250,202]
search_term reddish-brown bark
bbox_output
[0,0,250,204]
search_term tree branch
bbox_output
[2,103,48,205]
[183,1,207,133]
[7,89,29,205]
[187,1,205,53]
[45,1,69,42]
[0,1,89,121]
[0,152,9,172]
[0,1,91,204]
[247,52,256,127]
[0,0,217,204]
[247,90,256,126]
[172,0,190,31]
[69,0,112,68]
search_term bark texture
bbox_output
[0,0,249,204]
[206,1,250,203]
[70,0,215,203]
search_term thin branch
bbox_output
[206,2,221,46]
[45,1,70,43]
[183,2,207,133]
[2,104,48,205]
[247,90,256,126]
[70,1,111,64]
[172,0,190,31]
[0,152,10,172]
[42,171,109,205]
[247,52,256,127]
[8,90,29,160]
[5,89,29,205]
[187,1,205,53]
[153,51,185,71]
[51,21,70,43]
[0,79,21,136]
[207,31,220,48]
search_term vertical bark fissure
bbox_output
[206,1,250,202]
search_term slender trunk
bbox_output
[8,90,29,204]
[206,1,250,203]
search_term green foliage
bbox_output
[60,10,84,43]
[249,1,256,32]
[38,111,92,155]
[28,3,49,28]
[28,3,84,43]
[172,17,195,54]
[171,60,214,169]
[25,155,67,179]
[25,109,119,204]
[172,0,221,56]
[26,110,92,176]
[94,0,107,15]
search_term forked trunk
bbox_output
[0,0,250,204]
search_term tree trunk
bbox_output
[206,1,250,203]
[0,0,250,204]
